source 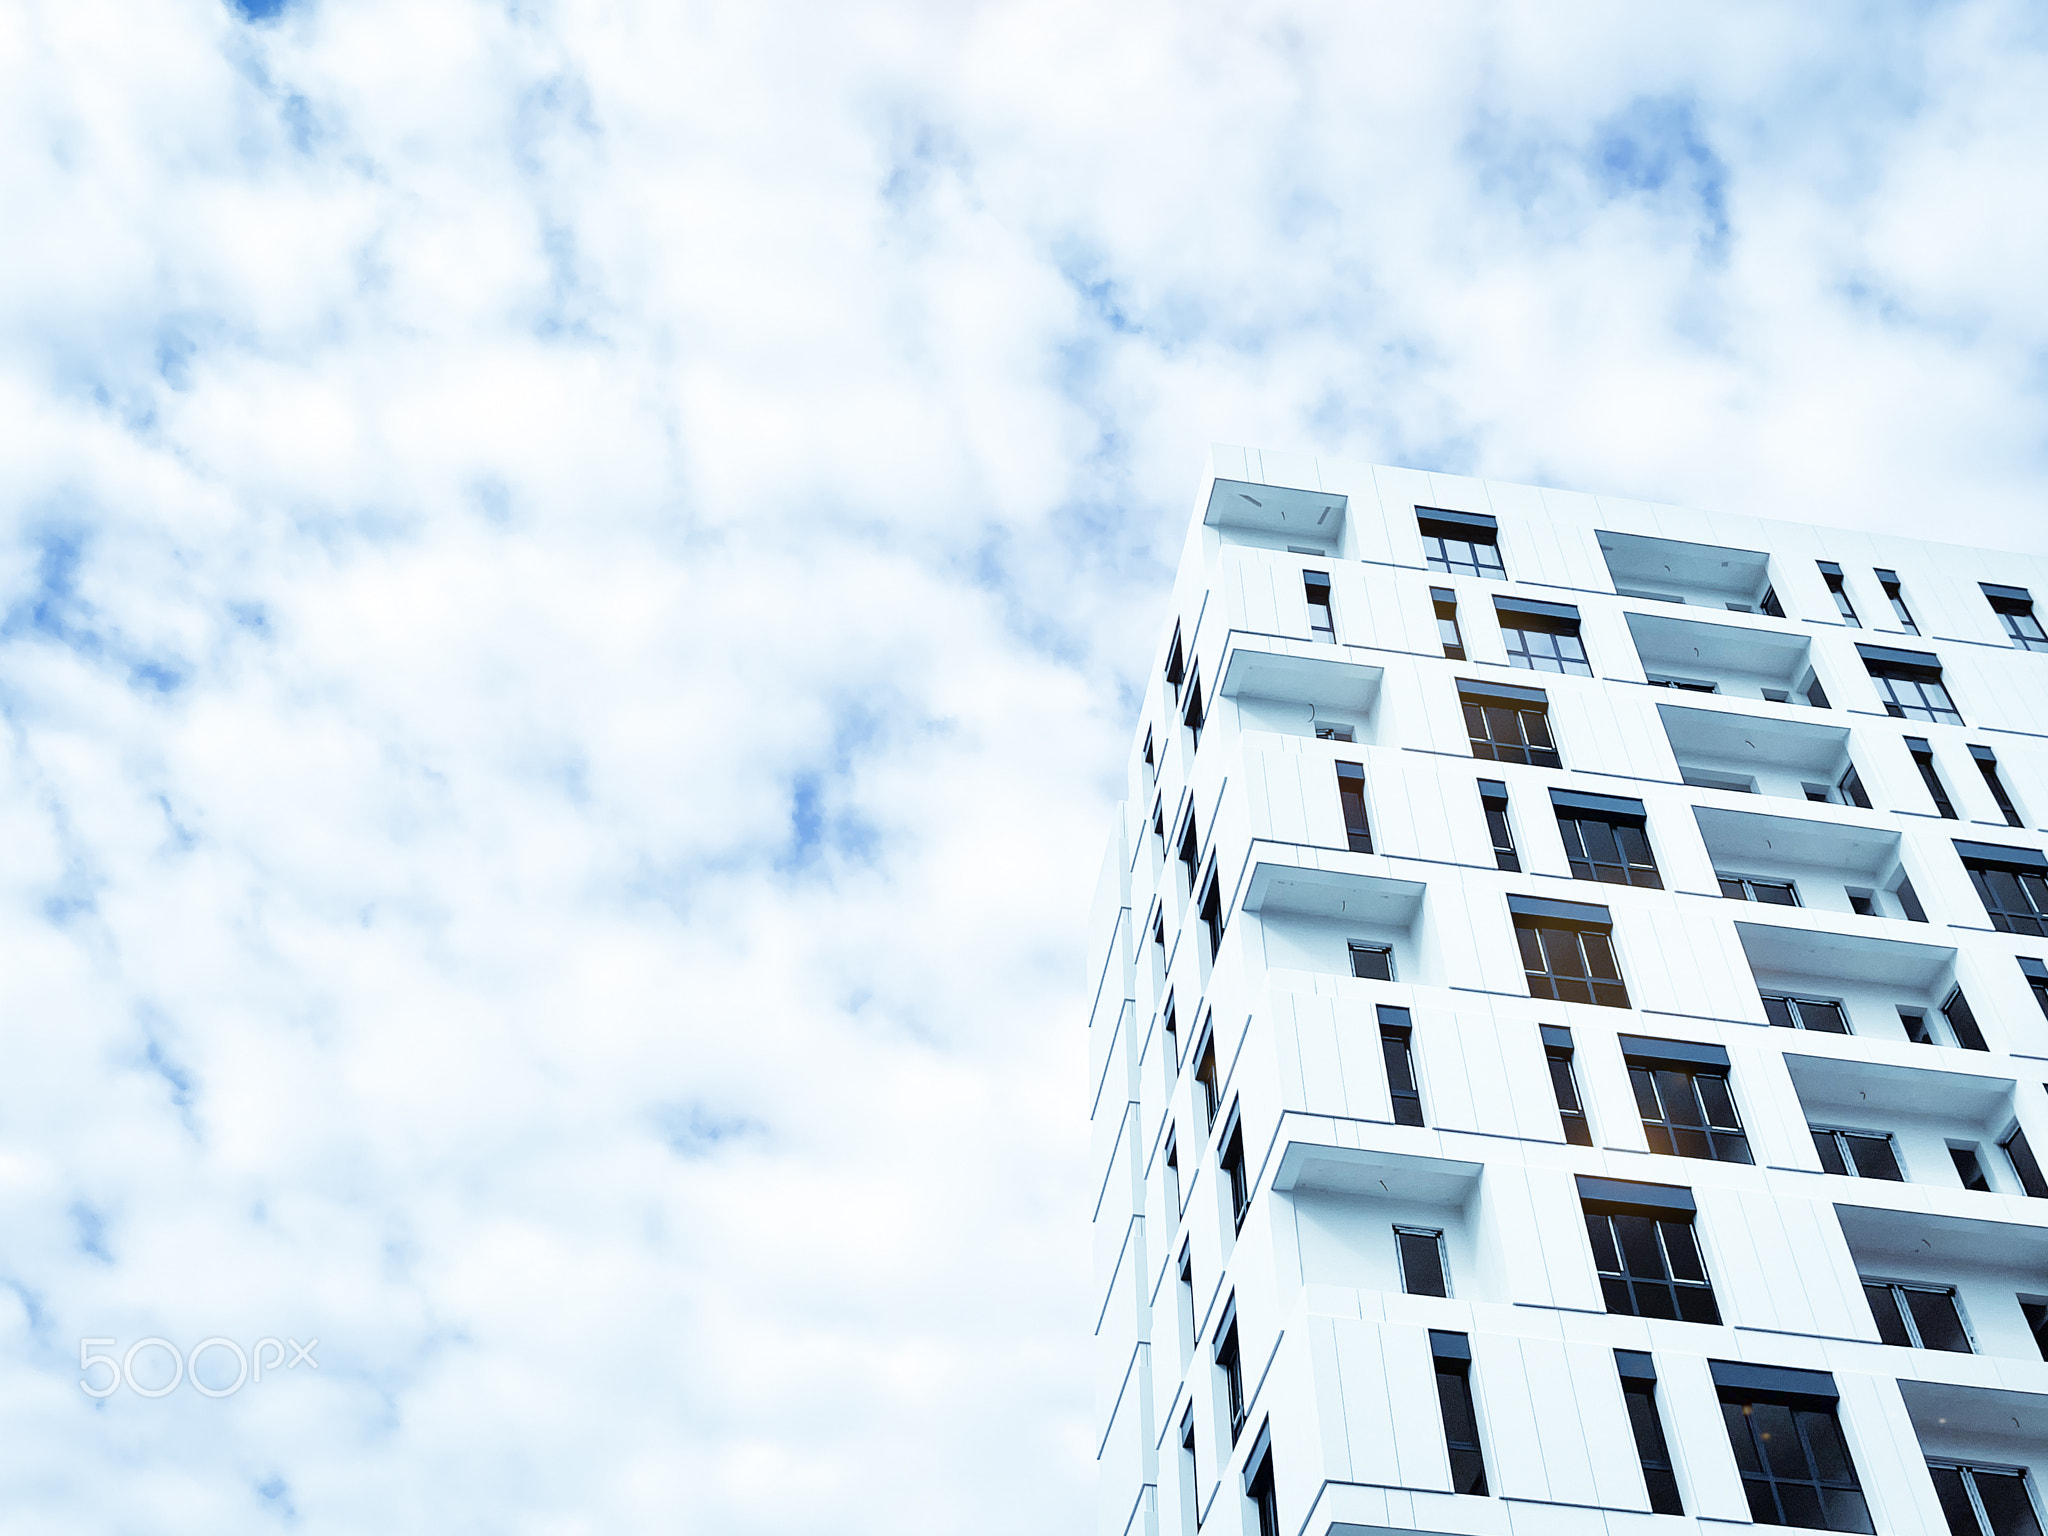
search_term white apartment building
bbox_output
[1088,448,2048,1536]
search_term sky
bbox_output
[5,0,2048,1530]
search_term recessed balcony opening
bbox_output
[1900,1380,2048,1536]
[1787,1054,2019,1190]
[1598,531,1778,612]
[1659,704,1864,805]
[1626,611,1824,704]
[1842,1211,2048,1364]
[1735,922,1963,1044]
[1221,642,1385,746]
[1693,807,1908,919]
[1205,478,1348,555]
[1242,864,1427,986]
[1273,1145,1482,1298]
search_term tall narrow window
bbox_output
[1177,1406,1198,1528]
[1162,991,1179,1071]
[1303,570,1335,644]
[1177,807,1200,896]
[1945,986,1990,1051]
[1837,762,1874,809]
[2021,957,2048,1020]
[1143,726,1157,778]
[1984,582,2048,653]
[2022,1299,2048,1362]
[1513,896,1629,1008]
[1336,761,1373,853]
[1396,1226,1449,1297]
[1864,1280,1972,1352]
[1901,1007,1936,1045]
[1895,873,1930,922]
[1219,1104,1249,1231]
[1552,790,1661,888]
[1380,1006,1423,1127]
[1715,1362,1872,1533]
[1579,1176,1720,1324]
[1163,1126,1182,1216]
[1214,1301,1246,1444]
[1198,871,1223,962]
[1177,1245,1196,1356]
[1615,1351,1684,1516]
[1819,561,1861,626]
[1348,942,1394,981]
[1927,1462,2045,1536]
[1460,681,1560,767]
[1165,624,1186,706]
[1418,508,1504,580]
[1811,1127,1904,1181]
[1805,670,1832,709]
[1875,569,1917,633]
[1622,1037,1752,1163]
[2004,1125,2048,1199]
[1429,1331,1488,1496]
[1909,738,1958,819]
[1495,597,1592,676]
[1974,745,2025,828]
[1953,1145,1993,1192]
[1959,841,2048,935]
[1861,644,1963,724]
[1243,1427,1278,1536]
[1762,994,1850,1033]
[1542,1026,1592,1146]
[1432,587,1466,659]
[1193,1026,1219,1132]
[1478,780,1518,871]
[1183,670,1206,751]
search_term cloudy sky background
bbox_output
[5,0,2048,1529]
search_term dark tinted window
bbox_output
[1721,1396,1873,1533]
[1585,1209,1720,1324]
[1518,919,1629,1008]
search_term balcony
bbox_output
[1220,638,1385,745]
[1242,859,1426,984]
[1693,806,1913,919]
[1598,530,1776,611]
[1658,703,1863,803]
[1204,478,1348,556]
[1625,611,1824,704]
[1838,1206,2048,1362]
[1735,921,1961,1044]
[1787,1053,2021,1191]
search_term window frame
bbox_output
[1514,903,1630,1009]
[1478,779,1519,872]
[1984,583,2048,653]
[1579,1178,1721,1325]
[1495,597,1592,677]
[1973,744,2025,828]
[1431,586,1465,659]
[1379,1005,1424,1126]
[1862,1277,1975,1354]
[1810,1125,1905,1181]
[1213,1302,1247,1444]
[1552,791,1662,888]
[1761,992,1851,1034]
[1718,1381,1872,1533]
[1428,1331,1489,1497]
[1960,843,2048,936]
[1927,1460,2046,1536]
[1819,560,1861,627]
[1394,1225,1450,1298]
[1717,873,1800,906]
[1459,681,1561,768]
[1875,568,1917,634]
[1542,1026,1593,1146]
[1616,1351,1684,1516]
[1418,508,1505,580]
[1626,1057,1753,1164]
[1335,760,1373,853]
[1302,569,1335,644]
[1347,941,1395,982]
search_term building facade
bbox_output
[1087,448,2048,1536]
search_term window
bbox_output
[1177,1245,1196,1357]
[1984,582,2048,653]
[1165,624,1186,706]
[1909,738,1959,819]
[1164,1126,1182,1215]
[1395,1226,1448,1297]
[1687,768,1758,795]
[1622,1037,1752,1163]
[1953,1145,1992,1192]
[1243,1427,1278,1536]
[1177,807,1200,896]
[1432,587,1466,659]
[1895,873,1930,922]
[1811,1127,1904,1181]
[1650,674,1718,693]
[1720,874,1800,905]
[1162,991,1179,1071]
[1193,1026,1219,1132]
[1495,597,1591,676]
[1804,671,1832,709]
[2023,1298,2048,1362]
[1429,1331,1488,1496]
[1901,1007,1936,1045]
[1875,569,1917,634]
[1945,986,1990,1051]
[1974,745,2025,828]
[1762,994,1850,1033]
[1864,1280,1972,1352]
[1960,841,2048,935]
[1762,586,1787,618]
[2022,957,2048,1020]
[1214,1302,1246,1443]
[2004,1125,2048,1199]
[1348,942,1394,982]
[1336,761,1373,853]
[1303,571,1334,644]
[1861,644,1963,724]
[1478,780,1519,871]
[1418,508,1504,580]
[1615,1351,1684,1516]
[1177,1406,1198,1529]
[1715,1362,1872,1533]
[1380,1006,1423,1126]
[1552,790,1661,888]
[1143,727,1157,778]
[1513,896,1629,1008]
[1837,763,1873,808]
[1460,680,1560,767]
[1152,799,1169,865]
[1198,871,1223,962]
[1184,670,1206,750]
[1819,561,1861,627]
[1314,722,1353,743]
[1219,1105,1249,1231]
[1542,1025,1593,1146]
[1928,1462,2044,1536]
[1579,1176,1720,1324]
[1847,888,1876,915]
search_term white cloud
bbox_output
[2,0,2048,1529]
